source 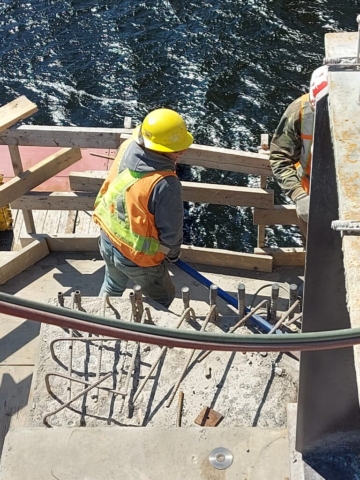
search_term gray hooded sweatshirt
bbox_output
[114,140,183,264]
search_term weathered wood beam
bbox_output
[182,182,273,208]
[0,125,132,148]
[120,134,272,175]
[8,145,35,233]
[181,245,273,272]
[13,182,274,210]
[19,234,273,272]
[12,192,95,211]
[254,247,305,266]
[253,205,298,225]
[0,239,49,285]
[0,125,272,175]
[0,148,82,208]
[0,96,38,133]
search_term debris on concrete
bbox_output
[194,407,224,427]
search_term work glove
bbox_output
[294,193,310,223]
[165,255,180,263]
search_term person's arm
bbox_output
[269,97,305,201]
[149,176,183,261]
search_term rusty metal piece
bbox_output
[177,391,184,427]
[43,371,113,427]
[166,305,216,408]
[194,406,223,427]
[57,292,64,307]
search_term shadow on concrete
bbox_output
[0,372,33,457]
[0,320,40,364]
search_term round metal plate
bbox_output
[208,447,234,470]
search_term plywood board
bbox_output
[0,147,82,208]
[0,96,38,133]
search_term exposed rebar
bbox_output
[237,283,246,319]
[177,391,184,427]
[270,284,279,323]
[181,286,191,322]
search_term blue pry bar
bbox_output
[175,259,281,334]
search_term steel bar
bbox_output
[74,290,82,309]
[132,309,189,404]
[45,372,125,398]
[268,300,300,335]
[177,391,184,427]
[270,284,279,323]
[166,305,216,408]
[197,300,268,363]
[43,372,112,427]
[133,285,143,323]
[175,259,277,333]
[237,283,246,319]
[57,292,64,307]
[50,337,119,363]
[181,286,191,322]
[3,293,360,351]
[284,312,303,327]
[288,284,298,320]
[94,295,106,401]
[67,292,76,401]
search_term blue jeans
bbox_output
[98,235,176,308]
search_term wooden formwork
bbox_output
[0,95,305,285]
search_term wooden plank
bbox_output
[181,245,273,272]
[20,233,99,251]
[0,366,34,456]
[0,239,49,285]
[14,184,274,210]
[120,134,272,176]
[8,145,35,233]
[254,247,305,266]
[12,192,95,211]
[0,147,82,208]
[0,315,39,366]
[0,96,38,133]
[253,205,298,225]
[182,183,274,208]
[257,175,267,247]
[0,125,132,148]
[19,234,272,271]
[69,171,106,192]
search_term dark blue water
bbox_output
[1,1,359,251]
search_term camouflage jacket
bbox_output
[269,95,314,201]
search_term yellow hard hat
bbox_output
[133,108,193,153]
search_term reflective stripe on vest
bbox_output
[93,166,176,267]
[295,93,314,194]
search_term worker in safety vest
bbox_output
[93,108,193,308]
[269,66,329,239]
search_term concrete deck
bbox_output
[0,426,289,479]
